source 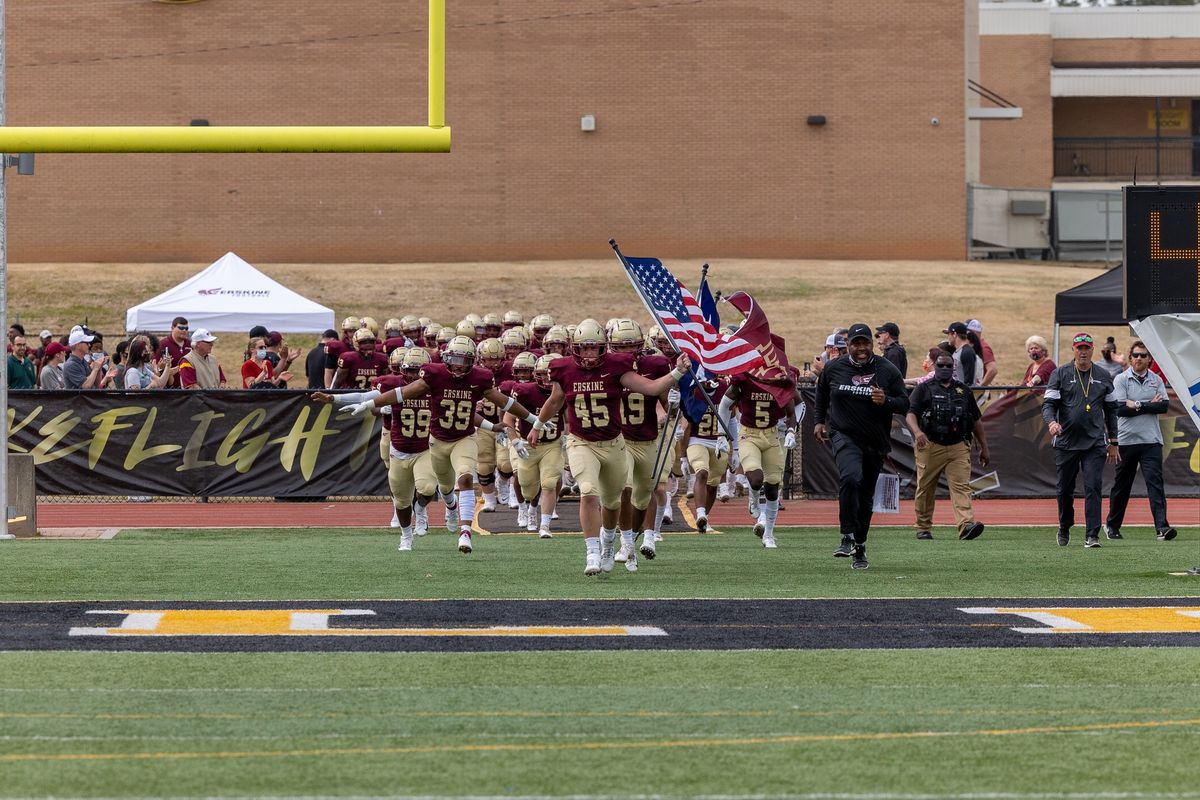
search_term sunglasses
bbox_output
[1130,352,1151,358]
[175,325,189,331]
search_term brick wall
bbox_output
[4,0,966,262]
[979,34,1054,189]
[1053,38,1200,65]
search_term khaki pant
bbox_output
[388,450,438,510]
[913,440,975,533]
[566,435,628,510]
[429,435,479,494]
[515,440,565,499]
[739,426,784,485]
[624,434,673,510]
[475,428,514,477]
[687,442,729,486]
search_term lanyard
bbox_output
[1075,367,1092,412]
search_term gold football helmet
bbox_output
[341,316,361,335]
[535,353,562,388]
[502,310,524,329]
[359,316,381,338]
[570,319,607,368]
[444,336,477,377]
[423,322,442,344]
[608,319,644,353]
[501,328,529,358]
[402,346,431,376]
[542,325,570,355]
[512,351,537,380]
[477,337,505,371]
[436,326,455,347]
[530,313,556,338]
[482,313,503,337]
[455,319,477,339]
[352,327,377,355]
[399,315,422,336]
[384,318,403,338]
[387,346,407,373]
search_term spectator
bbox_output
[87,331,120,389]
[123,338,174,389]
[1041,332,1119,548]
[241,338,276,388]
[7,335,37,389]
[156,316,191,388]
[62,326,107,390]
[1020,335,1056,388]
[7,323,25,351]
[1104,341,1177,542]
[38,342,68,389]
[33,329,53,373]
[907,344,953,388]
[905,350,989,541]
[109,339,130,390]
[874,322,907,378]
[307,329,338,389]
[1095,336,1125,379]
[966,319,998,386]
[265,331,301,385]
[248,325,270,344]
[179,329,227,389]
[811,332,848,376]
[942,322,979,386]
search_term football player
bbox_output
[502,310,524,331]
[501,328,529,362]
[383,319,406,354]
[323,316,361,389]
[680,377,732,533]
[718,372,798,549]
[423,323,444,359]
[541,325,570,357]
[528,314,555,350]
[332,328,389,390]
[334,336,548,555]
[400,315,424,347]
[504,352,562,535]
[474,338,515,513]
[482,313,503,340]
[531,319,689,576]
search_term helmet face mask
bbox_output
[570,319,607,369]
[501,328,528,360]
[482,313,503,338]
[530,313,556,340]
[353,328,377,355]
[512,351,537,382]
[401,346,430,378]
[385,318,403,338]
[444,336,477,377]
[534,353,561,388]
[608,319,644,354]
[542,325,569,356]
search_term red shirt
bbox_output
[241,358,274,388]
[376,374,432,454]
[1022,358,1056,387]
[511,381,564,444]
[336,350,389,390]
[731,374,788,429]
[548,351,637,442]
[156,336,191,388]
[419,362,495,442]
[620,353,670,442]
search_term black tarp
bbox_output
[1054,264,1127,326]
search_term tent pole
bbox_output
[1053,323,1060,365]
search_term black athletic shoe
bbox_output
[1084,535,1101,548]
[960,521,985,541]
[851,545,869,570]
[1157,527,1178,541]
[916,530,933,540]
[834,535,855,557]
[1104,524,1123,540]
[1056,529,1070,547]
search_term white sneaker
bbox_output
[748,491,760,518]
[390,508,401,528]
[716,483,732,503]
[444,501,459,532]
[507,492,520,509]
[625,550,638,572]
[496,480,510,505]
[584,552,601,576]
[526,516,538,533]
[653,531,663,542]
[481,494,497,513]
[457,531,473,554]
[762,533,777,549]
[599,543,616,573]
[661,509,673,525]
[538,526,553,539]
[696,511,708,533]
[551,510,559,520]
[414,505,429,536]
[614,543,630,563]
[398,532,414,551]
[516,505,528,528]
[753,512,766,539]
[639,536,657,560]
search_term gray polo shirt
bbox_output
[62,354,93,390]
[1111,367,1168,445]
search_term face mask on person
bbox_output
[256,349,268,360]
[934,364,954,381]
[1029,349,1044,361]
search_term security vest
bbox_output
[919,380,975,446]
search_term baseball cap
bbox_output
[875,322,900,339]
[1071,332,1094,349]
[248,325,269,339]
[39,329,52,339]
[191,328,217,344]
[943,321,969,336]
[67,327,95,347]
[266,331,283,347]
[43,342,68,358]
[847,323,873,342]
[966,319,983,333]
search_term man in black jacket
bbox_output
[874,322,908,378]
[814,323,910,569]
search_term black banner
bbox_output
[7,391,389,497]
[799,387,1200,499]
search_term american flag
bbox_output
[623,256,764,375]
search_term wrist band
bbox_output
[502,396,516,412]
[479,419,494,432]
[670,368,686,382]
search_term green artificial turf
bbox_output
[0,649,1197,798]
[0,525,1196,601]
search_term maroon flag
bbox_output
[724,291,795,407]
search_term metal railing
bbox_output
[1054,136,1200,180]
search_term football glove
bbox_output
[512,439,531,459]
[347,400,375,417]
[784,428,797,450]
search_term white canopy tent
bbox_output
[125,252,335,333]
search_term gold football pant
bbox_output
[388,450,438,510]
[566,435,628,510]
[429,435,479,494]
[738,426,784,485]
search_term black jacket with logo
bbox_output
[814,354,908,452]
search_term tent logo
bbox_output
[197,287,270,297]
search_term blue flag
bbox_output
[678,276,720,425]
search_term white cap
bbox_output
[67,328,95,347]
[966,319,983,333]
[190,328,217,344]
[824,334,839,347]
[39,329,52,339]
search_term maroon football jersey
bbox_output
[375,373,432,454]
[548,351,637,442]
[689,379,729,441]
[384,336,408,355]
[731,373,787,429]
[419,362,495,442]
[620,353,671,442]
[511,381,564,443]
[476,362,514,423]
[324,338,354,371]
[336,350,389,390]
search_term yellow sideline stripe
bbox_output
[676,496,722,535]
[4,718,1198,763]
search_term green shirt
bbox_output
[7,354,36,389]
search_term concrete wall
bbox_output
[4,0,967,262]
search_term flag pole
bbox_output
[609,239,736,442]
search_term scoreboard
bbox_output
[1124,186,1200,319]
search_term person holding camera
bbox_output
[62,327,107,390]
[905,351,989,541]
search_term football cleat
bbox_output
[398,532,414,552]
[538,526,553,539]
[614,543,630,563]
[625,550,638,572]
[696,511,708,533]
[639,536,657,560]
[444,500,459,532]
[716,483,732,503]
[516,505,529,528]
[525,516,537,533]
[457,532,473,554]
[753,514,766,539]
[599,543,616,573]
[584,552,601,576]
[762,533,777,549]
[414,504,429,536]
[661,508,674,526]
[481,494,497,513]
